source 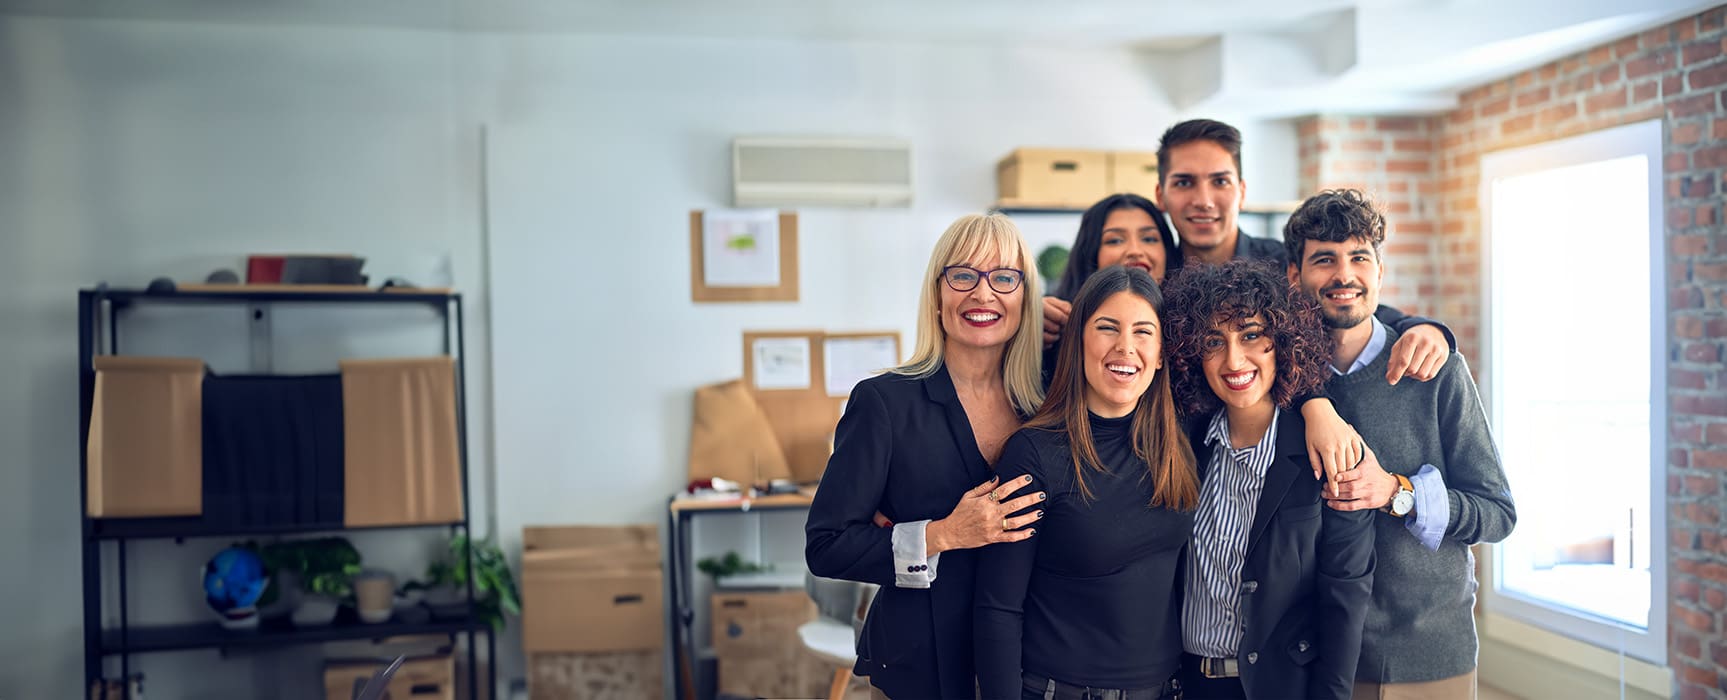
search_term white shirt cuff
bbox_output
[1406,464,1448,551]
[891,520,942,588]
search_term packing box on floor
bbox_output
[528,650,663,700]
[521,525,664,653]
[711,589,824,698]
[323,654,453,700]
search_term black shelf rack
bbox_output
[77,285,492,699]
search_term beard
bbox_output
[1315,283,1373,329]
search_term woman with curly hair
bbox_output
[1161,260,1376,700]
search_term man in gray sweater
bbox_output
[1282,189,1517,700]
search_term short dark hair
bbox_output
[1162,260,1332,416]
[1282,188,1387,267]
[1157,119,1243,186]
[1054,193,1181,299]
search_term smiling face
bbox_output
[1289,235,1383,331]
[1095,207,1169,283]
[1156,139,1245,256]
[1081,290,1163,418]
[939,261,1024,353]
[1201,313,1277,413]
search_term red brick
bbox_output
[1501,114,1536,135]
[1681,683,1708,700]
[1707,8,1726,32]
[1391,138,1431,153]
[1676,447,1695,468]
[1666,73,1685,96]
[1687,474,1720,496]
[1699,261,1727,281]
[1680,557,1702,576]
[1515,71,1536,89]
[1675,392,1727,415]
[1385,159,1430,174]
[1536,102,1578,127]
[1684,342,1721,363]
[1707,422,1727,443]
[1586,87,1630,112]
[1707,318,1727,337]
[1681,662,1719,685]
[1538,64,1558,83]
[1700,204,1719,226]
[1626,49,1676,81]
[1675,605,1717,633]
[1670,92,1720,118]
[1692,145,1727,168]
[1698,448,1727,469]
[1672,205,1697,228]
[1676,235,1709,255]
[1633,79,1660,103]
[1615,36,1643,60]
[1588,46,1613,65]
[1714,641,1727,671]
[1685,174,1718,197]
[1681,19,1699,43]
[1686,38,1724,65]
[1676,367,1708,388]
[1701,563,1727,584]
[1676,421,1704,441]
[1692,61,1727,90]
[1678,629,1703,658]
[1513,86,1551,109]
[1348,117,1370,132]
[1709,587,1727,611]
[1479,96,1511,118]
[1375,117,1424,132]
[1563,73,1596,98]
[1680,316,1705,338]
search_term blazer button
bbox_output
[1240,580,1259,594]
[1246,652,1258,664]
[1298,641,1310,652]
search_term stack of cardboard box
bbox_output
[521,525,664,700]
[710,589,829,699]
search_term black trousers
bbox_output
[1177,654,1247,700]
[1020,671,1182,700]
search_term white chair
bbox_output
[802,574,877,700]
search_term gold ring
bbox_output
[1001,518,1009,531]
[987,492,999,503]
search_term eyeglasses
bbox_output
[942,265,1025,294]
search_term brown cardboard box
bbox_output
[710,589,816,657]
[322,654,454,700]
[340,357,464,527]
[87,356,205,518]
[521,525,664,654]
[1108,151,1161,197]
[718,650,834,700]
[996,148,1109,207]
[529,650,663,700]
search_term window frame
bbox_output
[1477,118,1667,665]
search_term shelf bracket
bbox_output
[248,304,272,373]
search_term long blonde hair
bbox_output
[891,213,1045,416]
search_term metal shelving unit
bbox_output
[77,285,492,699]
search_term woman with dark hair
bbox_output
[1161,260,1375,700]
[975,265,1196,700]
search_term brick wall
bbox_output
[1298,7,1727,698]
[1294,116,1442,320]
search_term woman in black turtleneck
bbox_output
[974,265,1199,700]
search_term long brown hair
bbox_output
[1023,266,1198,510]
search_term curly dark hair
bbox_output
[1282,188,1387,266]
[1162,260,1332,417]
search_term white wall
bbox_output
[0,14,1313,697]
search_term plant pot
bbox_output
[217,606,260,631]
[291,595,340,627]
[422,584,468,620]
[354,570,396,624]
[258,570,302,621]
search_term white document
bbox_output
[703,209,781,287]
[752,336,812,390]
[824,335,898,396]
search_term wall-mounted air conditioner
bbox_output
[732,136,913,208]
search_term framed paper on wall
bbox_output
[689,209,799,302]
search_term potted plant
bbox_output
[401,533,520,631]
[255,537,362,627]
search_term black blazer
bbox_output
[805,365,994,700]
[1187,409,1375,700]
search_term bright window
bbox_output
[1480,119,1666,664]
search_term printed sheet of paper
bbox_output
[702,209,781,287]
[823,335,898,396]
[751,336,812,390]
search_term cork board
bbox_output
[690,210,799,303]
[741,330,901,483]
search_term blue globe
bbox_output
[203,547,267,614]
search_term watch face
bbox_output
[1392,491,1415,516]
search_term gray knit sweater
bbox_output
[1326,327,1517,684]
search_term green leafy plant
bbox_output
[402,534,521,631]
[696,551,772,580]
[1037,244,1070,285]
[252,537,362,605]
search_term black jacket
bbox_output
[805,365,992,700]
[1186,409,1376,700]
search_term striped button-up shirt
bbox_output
[1182,406,1279,659]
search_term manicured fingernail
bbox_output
[1028,528,1037,536]
[1036,510,1045,519]
[1039,492,1048,501]
[1022,475,1033,483]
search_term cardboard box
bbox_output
[340,357,464,527]
[1108,151,1161,197]
[87,356,205,518]
[710,589,815,658]
[323,654,454,700]
[717,651,834,700]
[996,148,1109,207]
[522,525,665,654]
[529,650,663,700]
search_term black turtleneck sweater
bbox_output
[973,413,1194,699]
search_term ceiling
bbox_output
[0,0,1714,117]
